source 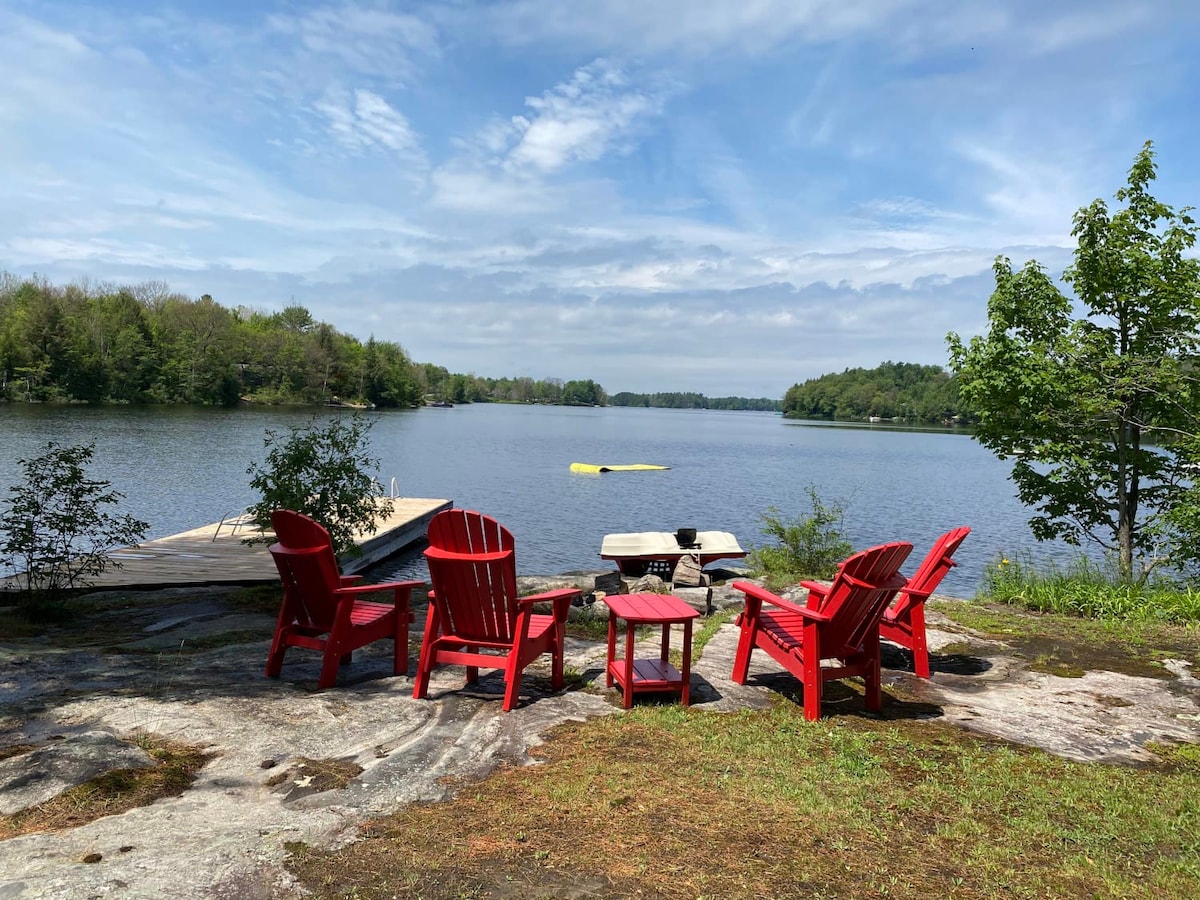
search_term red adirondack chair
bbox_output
[731,541,913,721]
[266,509,421,689]
[878,526,970,678]
[412,509,580,711]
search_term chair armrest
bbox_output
[896,584,933,601]
[339,574,364,586]
[733,581,831,621]
[518,587,581,604]
[517,588,580,620]
[799,581,831,606]
[335,580,422,604]
[884,583,933,621]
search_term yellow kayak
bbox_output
[569,463,670,474]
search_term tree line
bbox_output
[0,275,425,407]
[609,392,780,411]
[0,276,619,408]
[781,361,970,424]
[0,274,783,411]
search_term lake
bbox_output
[0,403,1064,593]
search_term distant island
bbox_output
[781,361,974,425]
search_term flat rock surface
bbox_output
[1,579,1197,898]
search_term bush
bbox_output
[245,415,390,558]
[747,487,853,583]
[0,442,148,607]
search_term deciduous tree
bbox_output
[245,416,389,558]
[948,142,1200,582]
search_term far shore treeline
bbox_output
[782,361,973,425]
[0,273,961,421]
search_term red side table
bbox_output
[605,592,702,708]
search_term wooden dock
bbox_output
[1,498,452,591]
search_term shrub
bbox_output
[245,415,390,558]
[747,487,853,583]
[0,442,148,607]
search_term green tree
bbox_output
[245,416,389,558]
[0,442,149,607]
[948,142,1200,582]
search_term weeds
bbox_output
[981,551,1200,623]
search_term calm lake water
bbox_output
[0,403,1067,593]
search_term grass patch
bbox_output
[286,705,1200,899]
[0,608,43,640]
[226,583,284,615]
[1,733,212,838]
[565,604,610,642]
[981,553,1200,624]
[932,600,1199,680]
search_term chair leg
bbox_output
[802,623,822,721]
[318,641,342,690]
[503,610,539,711]
[265,603,292,678]
[265,629,289,678]
[394,599,411,677]
[502,650,524,712]
[551,620,565,690]
[731,618,757,684]
[863,629,882,712]
[412,607,440,700]
[909,607,930,678]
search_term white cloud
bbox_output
[504,60,664,173]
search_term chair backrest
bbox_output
[424,509,520,643]
[892,526,971,619]
[270,509,342,631]
[808,541,913,654]
[426,508,515,557]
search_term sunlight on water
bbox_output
[0,403,1086,593]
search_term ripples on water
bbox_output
[0,403,1084,593]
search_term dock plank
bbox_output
[1,497,451,591]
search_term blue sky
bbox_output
[2,1,1198,397]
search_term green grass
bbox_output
[285,703,1200,899]
[980,552,1200,624]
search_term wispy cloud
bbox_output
[508,62,660,171]
[0,0,1198,396]
[315,87,424,158]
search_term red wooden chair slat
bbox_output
[879,526,970,677]
[265,509,420,689]
[732,541,913,721]
[413,509,579,711]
